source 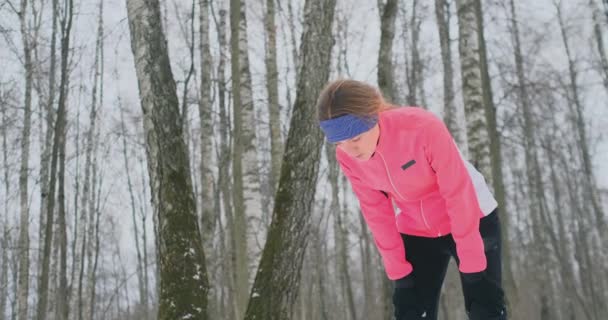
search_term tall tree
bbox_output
[590,0,608,90]
[198,0,216,316]
[435,0,466,149]
[455,0,492,181]
[198,0,216,267]
[377,0,398,102]
[265,0,282,194]
[125,0,210,318]
[213,3,238,318]
[229,0,258,315]
[404,0,426,107]
[326,145,357,320]
[377,1,399,318]
[473,0,514,301]
[36,0,73,317]
[16,0,34,318]
[0,86,12,320]
[244,0,337,317]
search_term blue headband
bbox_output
[319,114,378,143]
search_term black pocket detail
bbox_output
[401,159,416,170]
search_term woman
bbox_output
[316,79,507,320]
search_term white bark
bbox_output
[455,0,493,181]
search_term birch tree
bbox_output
[455,0,492,181]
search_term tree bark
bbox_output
[265,0,283,195]
[198,0,217,316]
[229,0,252,315]
[125,0,211,318]
[435,0,466,149]
[455,0,492,181]
[590,0,608,90]
[17,0,34,318]
[378,0,398,102]
[377,1,399,318]
[214,4,237,319]
[1,93,10,320]
[327,145,357,320]
[36,0,72,317]
[474,0,514,303]
[244,0,337,317]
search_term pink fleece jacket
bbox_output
[336,106,497,280]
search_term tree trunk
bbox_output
[244,0,337,317]
[474,0,514,303]
[590,0,608,90]
[455,0,492,181]
[214,4,237,319]
[378,0,398,102]
[408,0,425,107]
[602,0,608,24]
[17,0,34,318]
[39,0,58,296]
[358,210,374,320]
[229,0,253,315]
[198,0,217,317]
[125,0,211,318]
[377,1,399,318]
[265,0,283,195]
[56,53,69,319]
[327,145,357,320]
[119,103,148,317]
[36,0,72,317]
[1,96,10,320]
[435,0,466,149]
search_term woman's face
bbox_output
[335,123,380,161]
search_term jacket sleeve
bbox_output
[423,114,487,273]
[337,152,413,280]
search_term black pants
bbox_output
[400,209,505,320]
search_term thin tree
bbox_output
[125,0,210,318]
[378,0,398,102]
[590,0,608,90]
[16,0,34,318]
[326,145,357,320]
[212,3,237,318]
[0,85,13,320]
[198,0,217,317]
[377,1,399,318]
[473,0,515,303]
[244,0,337,318]
[435,0,466,149]
[265,0,282,194]
[36,0,73,317]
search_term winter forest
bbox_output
[0,0,607,319]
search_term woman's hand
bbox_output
[461,271,506,320]
[393,274,427,320]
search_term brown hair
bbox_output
[316,79,390,122]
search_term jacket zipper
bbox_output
[377,150,438,235]
[376,151,408,202]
